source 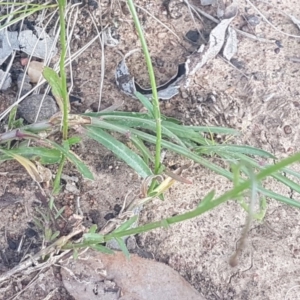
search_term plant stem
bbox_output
[53,155,66,195]
[127,0,162,175]
[58,0,69,140]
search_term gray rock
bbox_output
[17,71,32,97]
[18,94,58,123]
[0,69,12,90]
[18,26,57,59]
[0,30,19,65]
[247,15,261,27]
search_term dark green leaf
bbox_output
[130,137,154,164]
[194,144,276,158]
[54,206,65,219]
[113,216,138,233]
[89,224,98,233]
[115,237,130,258]
[86,126,152,178]
[0,147,61,164]
[98,116,186,147]
[43,67,63,100]
[48,141,94,180]
[198,190,215,208]
[83,233,104,244]
[50,230,60,241]
[135,92,154,117]
[91,244,114,254]
[67,136,81,146]
[73,249,79,259]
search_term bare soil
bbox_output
[1,0,300,299]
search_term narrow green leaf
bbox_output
[55,206,65,219]
[0,147,61,164]
[84,111,153,118]
[115,237,130,258]
[135,92,154,117]
[43,67,63,99]
[198,190,215,208]
[67,136,81,146]
[195,144,276,158]
[45,228,52,241]
[99,116,186,147]
[89,224,98,233]
[48,140,94,180]
[49,197,55,210]
[88,117,300,207]
[225,152,300,194]
[283,167,300,180]
[83,233,105,244]
[183,125,239,135]
[50,231,60,241]
[161,219,170,228]
[130,136,154,164]
[33,218,43,230]
[86,126,152,178]
[260,186,300,208]
[91,244,114,254]
[113,216,138,233]
[73,249,79,259]
[8,106,17,130]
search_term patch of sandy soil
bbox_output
[1,0,300,299]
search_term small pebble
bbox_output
[17,71,32,97]
[283,125,292,135]
[185,30,200,44]
[181,91,189,99]
[165,102,172,109]
[18,94,58,123]
[247,15,260,27]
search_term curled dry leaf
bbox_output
[36,161,52,185]
[223,26,238,61]
[115,57,185,100]
[186,11,237,77]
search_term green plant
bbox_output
[0,0,300,265]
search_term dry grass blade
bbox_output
[88,10,106,112]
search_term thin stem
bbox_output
[53,155,66,195]
[127,0,162,175]
[58,0,69,140]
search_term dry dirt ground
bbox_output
[1,0,300,299]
